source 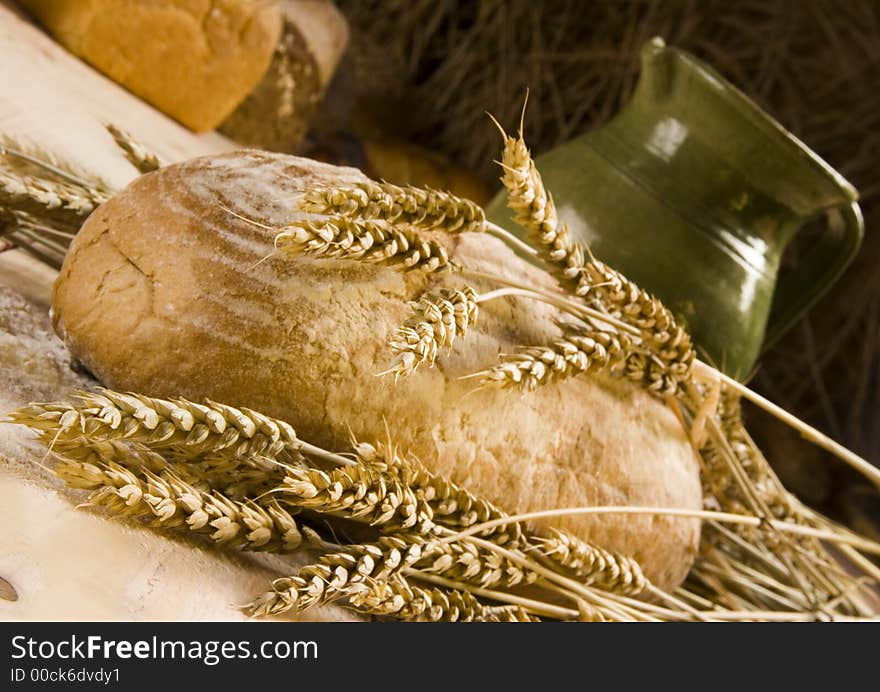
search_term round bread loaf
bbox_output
[52,151,702,591]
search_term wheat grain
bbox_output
[387,287,478,376]
[300,181,486,233]
[105,124,161,174]
[275,216,450,272]
[535,528,647,595]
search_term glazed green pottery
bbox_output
[486,37,863,379]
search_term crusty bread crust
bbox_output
[53,150,702,590]
[18,0,282,131]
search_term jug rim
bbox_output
[645,37,858,205]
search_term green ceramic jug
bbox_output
[486,37,863,380]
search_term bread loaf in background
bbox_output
[17,0,283,132]
[219,0,349,151]
[52,150,703,591]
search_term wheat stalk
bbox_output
[493,119,695,391]
[275,216,450,272]
[300,181,486,234]
[386,287,479,377]
[105,124,161,174]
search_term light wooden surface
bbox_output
[0,0,236,188]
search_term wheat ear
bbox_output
[495,120,587,290]
[494,120,695,391]
[56,457,303,552]
[579,258,695,384]
[300,181,486,233]
[105,124,161,174]
[42,432,289,499]
[534,528,647,595]
[0,169,104,227]
[277,461,433,533]
[347,575,534,622]
[415,536,537,589]
[386,287,479,377]
[9,389,302,460]
[479,320,627,391]
[0,140,110,225]
[275,216,450,272]
[245,536,424,616]
[357,441,523,546]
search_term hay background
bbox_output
[330,0,880,533]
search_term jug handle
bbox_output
[762,201,864,351]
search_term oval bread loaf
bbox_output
[52,151,703,591]
[18,0,282,131]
